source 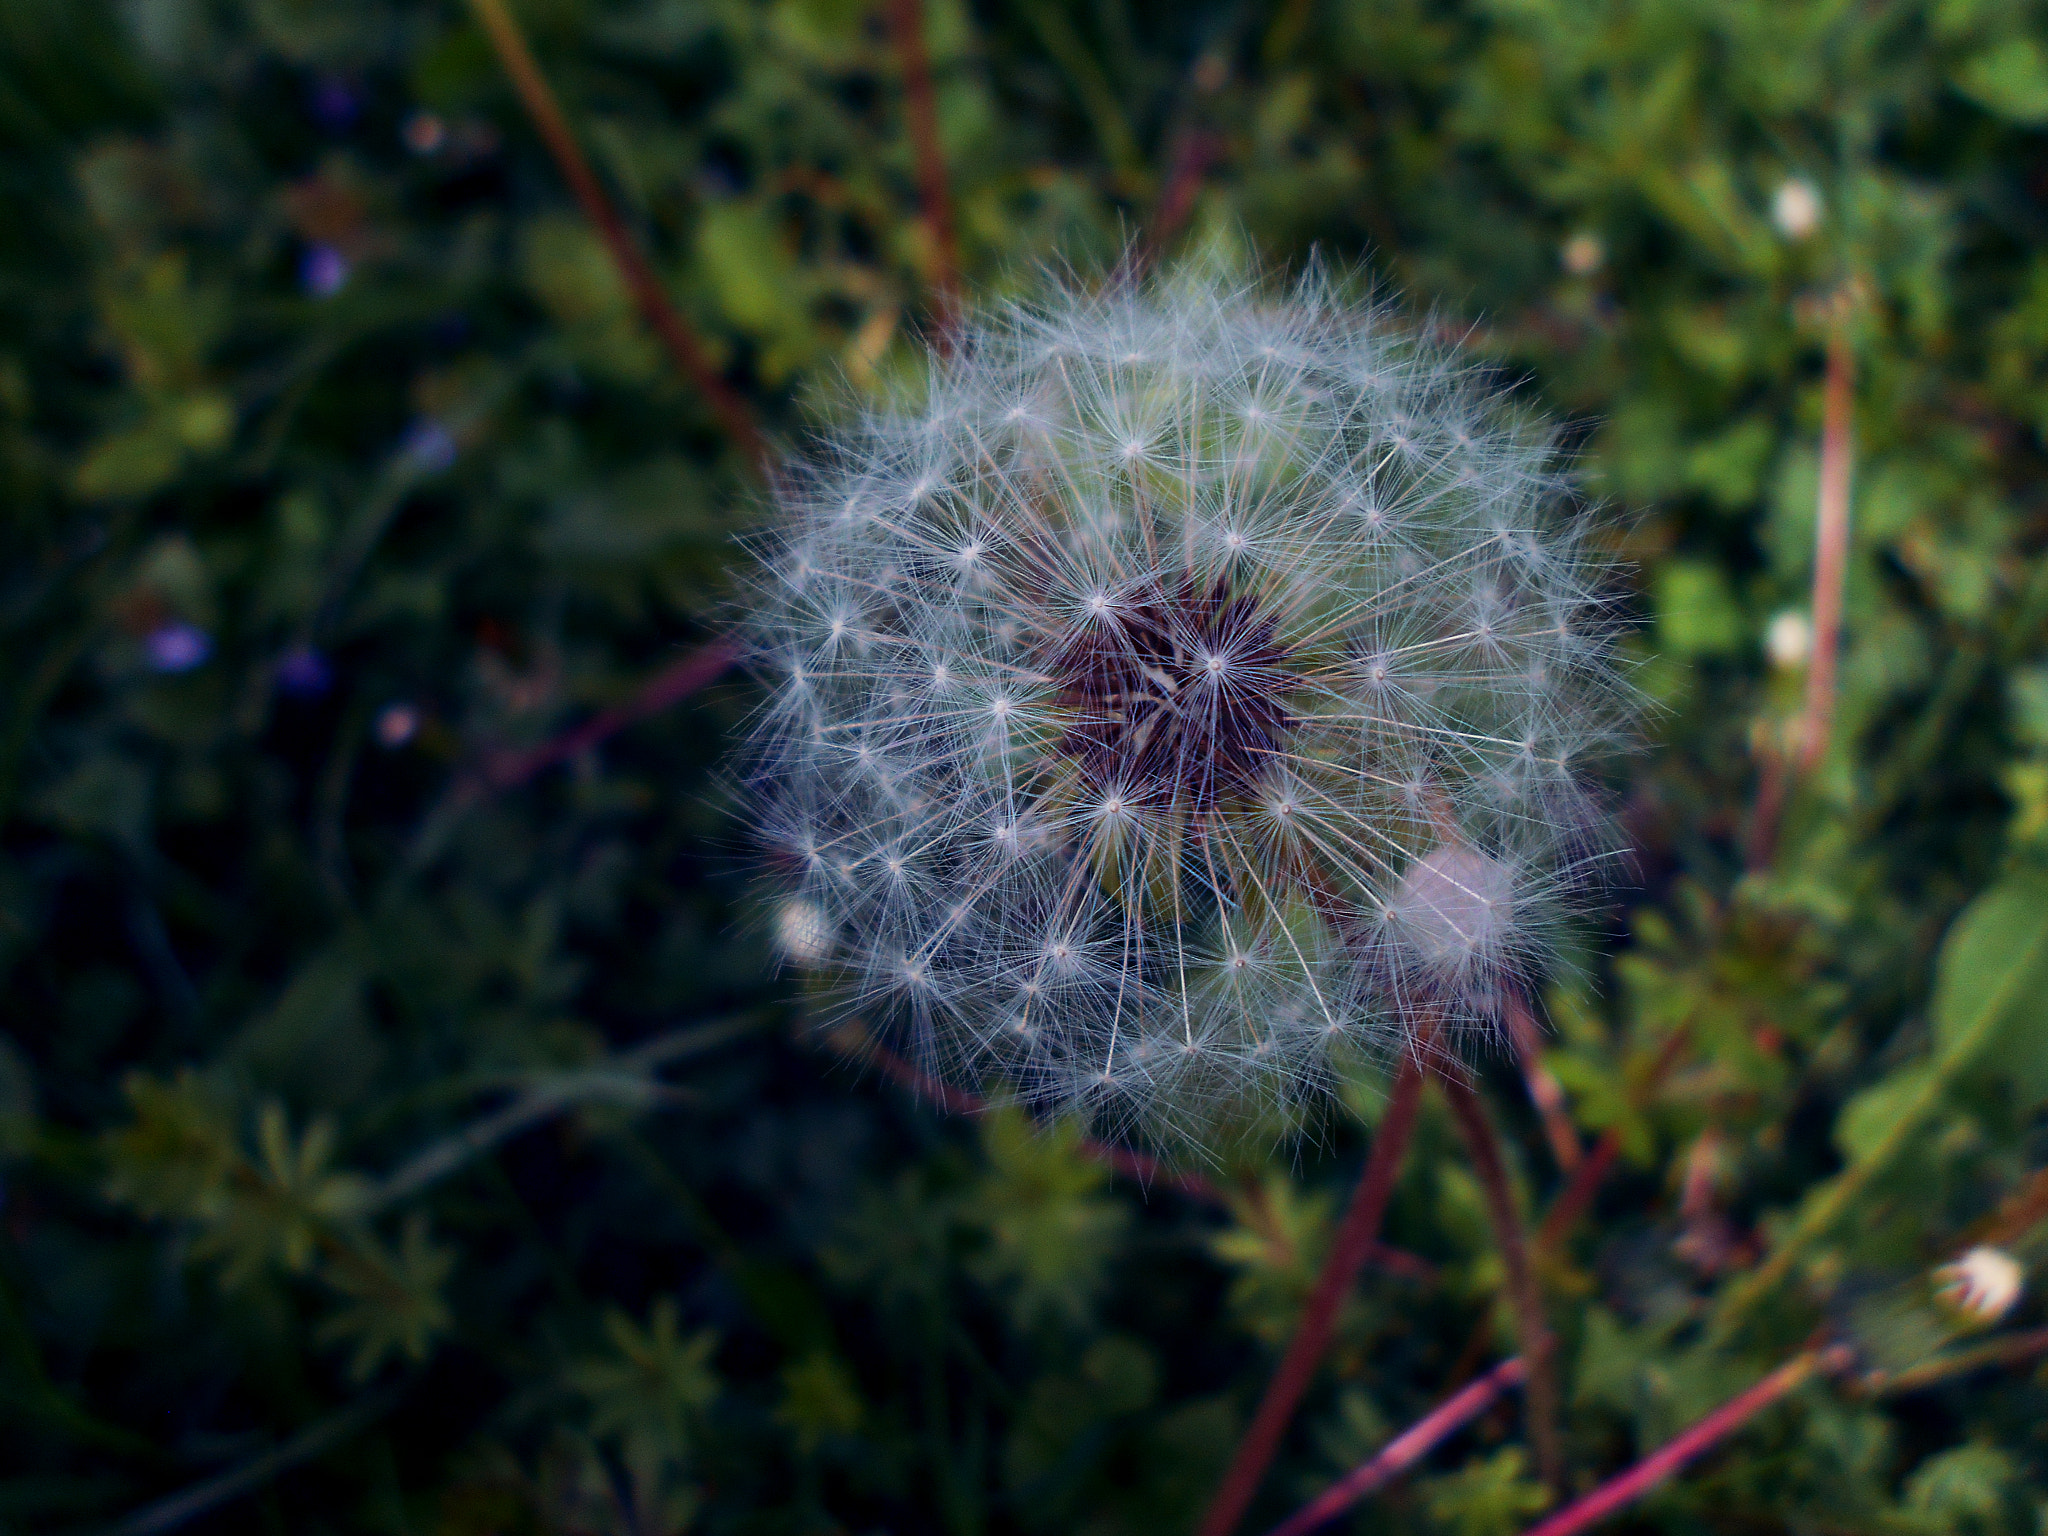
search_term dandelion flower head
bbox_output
[742,263,1633,1149]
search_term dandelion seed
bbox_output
[739,259,1634,1150]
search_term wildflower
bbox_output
[308,76,360,132]
[740,264,1634,1146]
[1772,179,1823,241]
[375,703,421,747]
[1764,609,1812,670]
[1559,233,1605,277]
[403,111,447,156]
[145,621,211,673]
[300,244,350,298]
[1935,1246,2024,1325]
[276,645,333,697]
[401,420,457,473]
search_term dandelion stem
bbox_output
[886,0,961,348]
[1438,1072,1565,1496]
[1516,1347,1850,1536]
[463,0,767,468]
[1197,1055,1426,1536]
[1799,310,1855,773]
[1261,1356,1527,1536]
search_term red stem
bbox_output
[1197,1055,1427,1536]
[1535,1024,1693,1256]
[1505,992,1582,1175]
[1438,1074,1564,1494]
[464,0,767,469]
[1799,314,1854,773]
[1138,127,1217,272]
[1262,1356,1528,1536]
[475,637,737,792]
[886,0,961,348]
[1517,1347,1848,1536]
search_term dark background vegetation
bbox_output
[3,0,2048,1532]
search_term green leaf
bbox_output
[1957,39,2048,124]
[1928,872,2048,1103]
[696,204,793,335]
[1834,1063,1936,1164]
[1656,558,1746,657]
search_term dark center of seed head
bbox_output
[1050,574,1294,810]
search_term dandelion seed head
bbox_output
[738,259,1636,1152]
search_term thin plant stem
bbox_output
[471,637,738,795]
[1800,308,1855,773]
[1976,1167,2048,1248]
[1743,745,1791,871]
[1140,128,1216,266]
[1197,1055,1427,1536]
[1262,1356,1527,1536]
[1505,992,1581,1175]
[836,1025,1225,1202]
[886,0,961,347]
[463,0,767,468]
[1710,898,2048,1343]
[367,1008,774,1211]
[1438,1072,1565,1495]
[106,1383,409,1536]
[1516,1346,1850,1536]
[1536,1023,1694,1257]
[1861,1327,2048,1397]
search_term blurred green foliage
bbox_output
[2,0,2046,1532]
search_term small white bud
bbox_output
[1934,1246,2024,1325]
[1772,179,1823,241]
[1560,232,1605,276]
[1765,609,1812,670]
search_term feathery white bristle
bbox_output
[739,263,1634,1150]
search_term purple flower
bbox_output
[300,244,350,298]
[403,111,447,155]
[276,646,332,697]
[309,76,359,131]
[401,420,457,473]
[145,622,211,674]
[375,703,421,748]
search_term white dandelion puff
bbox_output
[737,260,1636,1150]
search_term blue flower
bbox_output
[146,622,211,673]
[300,245,350,298]
[276,646,332,697]
[401,420,457,473]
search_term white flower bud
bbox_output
[1560,232,1605,276]
[1772,179,1823,241]
[1765,610,1812,671]
[1935,1246,2025,1325]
